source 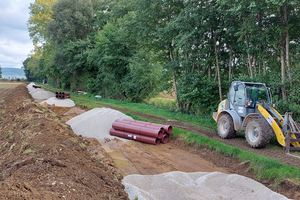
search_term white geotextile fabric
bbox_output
[40,97,75,107]
[27,82,56,100]
[27,82,36,92]
[31,90,56,99]
[66,108,133,141]
[122,171,290,200]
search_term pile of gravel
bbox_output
[66,108,133,142]
[40,97,75,107]
[122,171,290,200]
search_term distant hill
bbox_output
[1,68,25,76]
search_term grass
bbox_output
[40,84,300,186]
[0,84,9,89]
[149,97,176,109]
[71,137,79,143]
[23,148,36,154]
[164,121,300,186]
[7,130,13,138]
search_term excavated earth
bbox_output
[1,83,300,199]
[0,83,128,199]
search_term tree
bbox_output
[46,0,93,45]
[28,0,57,45]
[0,65,2,78]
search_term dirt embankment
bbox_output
[0,84,128,199]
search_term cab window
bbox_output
[229,83,245,105]
[234,84,245,105]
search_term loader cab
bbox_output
[228,81,270,118]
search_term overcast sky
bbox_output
[0,0,35,69]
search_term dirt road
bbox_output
[70,95,300,169]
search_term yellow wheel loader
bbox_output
[213,81,300,158]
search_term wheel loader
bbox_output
[213,81,300,158]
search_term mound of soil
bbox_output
[0,84,128,199]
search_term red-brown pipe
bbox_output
[112,121,163,139]
[122,119,173,134]
[109,128,160,145]
[115,120,165,133]
[160,133,169,144]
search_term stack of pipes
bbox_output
[110,119,172,145]
[55,92,71,99]
[32,85,41,89]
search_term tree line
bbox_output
[24,0,300,117]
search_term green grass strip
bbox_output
[173,127,300,186]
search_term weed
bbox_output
[7,130,13,138]
[23,148,36,154]
[71,137,79,143]
[32,123,40,127]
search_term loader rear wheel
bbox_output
[217,114,236,139]
[245,119,272,148]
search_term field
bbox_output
[0,83,300,199]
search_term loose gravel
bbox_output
[66,108,133,142]
[123,171,290,200]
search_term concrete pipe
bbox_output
[112,121,163,139]
[109,128,160,145]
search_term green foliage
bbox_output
[0,65,2,78]
[123,50,162,102]
[47,0,93,45]
[27,0,300,117]
[177,74,227,115]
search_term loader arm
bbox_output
[257,104,286,146]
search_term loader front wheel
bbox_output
[245,119,272,148]
[217,114,236,139]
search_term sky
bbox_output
[0,0,35,69]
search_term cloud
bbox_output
[0,0,35,69]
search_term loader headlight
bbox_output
[245,100,252,107]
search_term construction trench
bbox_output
[0,82,299,199]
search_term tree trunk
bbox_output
[263,60,266,75]
[280,37,287,101]
[170,46,179,109]
[284,4,292,87]
[229,46,232,81]
[57,75,61,88]
[213,33,222,102]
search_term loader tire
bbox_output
[217,114,236,139]
[245,119,273,148]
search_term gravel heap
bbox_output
[40,97,75,107]
[123,171,290,200]
[66,108,133,142]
